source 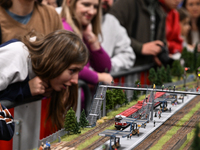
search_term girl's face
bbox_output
[185,0,200,19]
[180,17,191,37]
[49,64,83,91]
[74,0,99,26]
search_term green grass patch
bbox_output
[179,128,195,150]
[150,101,200,150]
[61,127,95,142]
[76,125,115,150]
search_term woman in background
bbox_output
[177,8,193,51]
[182,0,200,46]
[61,0,113,110]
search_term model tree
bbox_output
[181,47,194,72]
[148,68,157,85]
[171,60,184,80]
[64,107,76,135]
[191,123,200,150]
[124,92,129,106]
[73,117,81,134]
[196,54,200,73]
[166,65,172,82]
[155,67,162,86]
[132,90,138,101]
[112,89,125,106]
[135,80,141,95]
[106,89,114,110]
[193,44,198,71]
[160,66,167,83]
[79,109,89,129]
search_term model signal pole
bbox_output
[197,67,200,87]
[183,67,189,88]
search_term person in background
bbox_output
[177,8,193,51]
[61,0,113,110]
[101,0,136,72]
[159,0,183,60]
[182,0,200,46]
[109,0,170,67]
[0,30,89,130]
[0,0,63,44]
[0,103,14,141]
[42,0,58,8]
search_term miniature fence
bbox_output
[38,128,67,147]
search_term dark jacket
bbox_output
[109,0,166,66]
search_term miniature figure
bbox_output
[154,111,157,117]
[139,113,142,119]
[39,142,44,150]
[173,85,176,91]
[162,85,164,90]
[169,107,171,112]
[43,141,50,150]
[145,96,148,103]
[158,110,162,119]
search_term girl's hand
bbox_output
[83,24,100,50]
[28,76,52,97]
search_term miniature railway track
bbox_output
[162,107,200,150]
[82,136,110,150]
[134,95,200,150]
[61,118,115,148]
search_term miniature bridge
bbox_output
[87,85,200,126]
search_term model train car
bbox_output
[115,92,166,130]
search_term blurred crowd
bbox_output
[0,0,200,142]
[1,0,200,73]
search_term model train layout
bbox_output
[92,84,200,150]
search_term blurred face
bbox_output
[185,0,200,19]
[48,0,58,8]
[180,17,191,36]
[75,0,99,26]
[164,0,182,9]
[49,64,83,91]
[102,0,113,14]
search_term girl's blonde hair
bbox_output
[61,0,102,38]
[22,29,89,129]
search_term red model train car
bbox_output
[115,92,166,130]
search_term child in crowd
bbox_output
[0,30,89,130]
[61,0,113,110]
[177,8,193,51]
